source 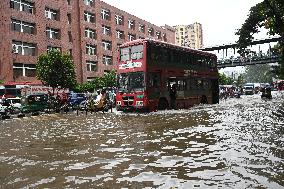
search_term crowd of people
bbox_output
[219,86,241,99]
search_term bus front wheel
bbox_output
[158,98,169,110]
[200,95,208,104]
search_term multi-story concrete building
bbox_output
[0,0,175,84]
[174,22,203,49]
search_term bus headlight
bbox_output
[117,101,121,105]
[136,101,143,106]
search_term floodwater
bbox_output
[0,92,283,189]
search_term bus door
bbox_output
[167,77,177,108]
[147,72,161,99]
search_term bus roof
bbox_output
[119,38,216,58]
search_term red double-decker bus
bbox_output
[116,39,219,112]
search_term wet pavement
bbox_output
[0,91,283,188]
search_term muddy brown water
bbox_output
[0,92,283,188]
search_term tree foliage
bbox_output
[74,70,116,92]
[36,50,77,91]
[236,74,245,87]
[219,73,233,85]
[236,0,284,77]
[243,64,275,83]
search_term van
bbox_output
[243,85,254,95]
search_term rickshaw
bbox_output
[261,87,272,99]
[21,94,49,114]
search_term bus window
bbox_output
[120,47,130,61]
[160,48,167,63]
[193,79,198,89]
[131,45,143,60]
[0,89,4,96]
[204,80,210,89]
[117,72,145,92]
[148,72,160,88]
[197,79,203,89]
[6,88,21,97]
[209,57,215,68]
[129,72,145,90]
[177,79,186,91]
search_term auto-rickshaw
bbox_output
[21,94,49,113]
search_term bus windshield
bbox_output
[118,72,145,92]
[120,45,143,61]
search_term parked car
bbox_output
[0,97,22,116]
[5,97,22,110]
[68,92,86,109]
[0,104,9,116]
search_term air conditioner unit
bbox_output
[12,44,19,54]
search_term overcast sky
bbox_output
[102,0,266,47]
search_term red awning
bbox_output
[4,81,42,86]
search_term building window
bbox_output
[128,33,136,41]
[101,9,110,20]
[102,25,111,36]
[45,8,59,21]
[13,63,36,78]
[116,30,124,39]
[10,0,34,14]
[67,13,71,24]
[84,11,95,23]
[86,44,96,55]
[67,0,71,5]
[103,55,112,65]
[46,27,60,39]
[85,28,96,39]
[47,46,61,52]
[148,27,154,36]
[163,33,167,41]
[139,24,145,33]
[68,31,72,42]
[69,49,72,57]
[12,41,36,56]
[115,14,123,25]
[128,19,135,30]
[102,40,112,51]
[11,19,35,34]
[156,31,161,39]
[87,77,96,81]
[86,61,97,71]
[84,0,94,6]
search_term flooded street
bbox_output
[0,92,283,188]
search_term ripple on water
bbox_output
[0,91,283,188]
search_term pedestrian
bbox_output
[169,84,177,109]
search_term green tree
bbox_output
[74,70,116,92]
[36,50,77,93]
[243,64,274,83]
[219,73,233,85]
[236,73,245,87]
[102,70,116,88]
[236,0,284,77]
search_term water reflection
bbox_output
[0,92,283,188]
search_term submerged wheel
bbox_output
[200,95,208,104]
[158,98,169,110]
